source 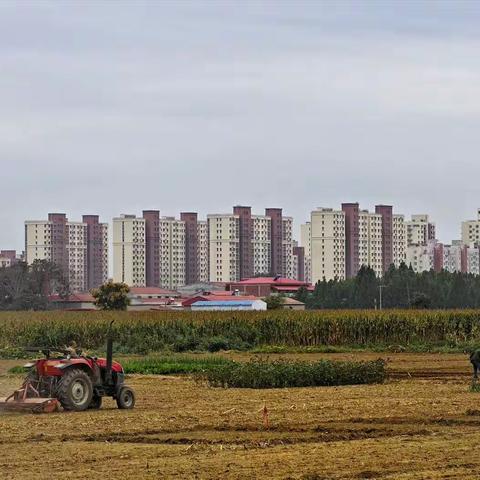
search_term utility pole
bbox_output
[379,285,386,310]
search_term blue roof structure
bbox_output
[192,300,257,307]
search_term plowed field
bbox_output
[1,353,480,479]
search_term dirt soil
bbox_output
[1,352,480,479]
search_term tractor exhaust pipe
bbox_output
[105,321,114,385]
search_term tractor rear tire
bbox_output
[57,369,93,412]
[116,386,135,409]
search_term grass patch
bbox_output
[196,358,387,389]
[122,355,234,375]
[7,365,27,375]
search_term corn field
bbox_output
[1,310,480,355]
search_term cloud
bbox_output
[0,1,479,253]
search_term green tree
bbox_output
[352,266,378,308]
[264,295,284,310]
[91,282,130,311]
[0,260,69,311]
[294,286,309,304]
[410,292,431,309]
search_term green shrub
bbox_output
[196,358,386,389]
[122,355,233,375]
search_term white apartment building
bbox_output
[442,241,480,275]
[310,208,346,283]
[282,217,295,278]
[207,214,240,283]
[66,222,88,293]
[442,242,463,274]
[252,215,271,276]
[406,240,436,273]
[25,221,53,263]
[462,209,480,247]
[393,214,407,267]
[300,222,312,283]
[159,217,186,290]
[113,215,146,287]
[197,220,209,283]
[406,214,435,246]
[25,215,108,292]
[358,210,383,276]
[466,245,480,275]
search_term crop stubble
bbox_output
[1,353,480,479]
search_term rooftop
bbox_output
[191,300,262,307]
[232,277,308,286]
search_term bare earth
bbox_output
[1,353,479,479]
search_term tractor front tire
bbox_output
[116,386,135,410]
[57,369,93,412]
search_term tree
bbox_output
[91,282,130,311]
[352,266,378,309]
[294,286,309,304]
[0,260,69,311]
[410,292,431,309]
[264,295,284,310]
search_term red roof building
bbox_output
[227,277,313,297]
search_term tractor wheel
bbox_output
[57,369,93,412]
[116,386,135,410]
[88,394,103,410]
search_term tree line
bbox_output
[0,260,69,310]
[295,264,480,309]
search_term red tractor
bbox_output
[0,336,135,413]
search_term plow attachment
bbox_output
[0,382,60,414]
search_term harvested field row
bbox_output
[1,353,480,478]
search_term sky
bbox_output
[1,0,480,251]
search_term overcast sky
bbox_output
[1,0,480,251]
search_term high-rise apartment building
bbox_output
[461,209,480,247]
[207,207,294,283]
[233,206,254,280]
[252,215,271,275]
[466,244,480,275]
[292,244,305,281]
[25,213,108,292]
[406,214,436,246]
[197,220,209,282]
[207,214,240,283]
[66,222,88,293]
[159,217,186,290]
[300,222,312,283]
[342,203,385,277]
[375,205,393,273]
[358,210,383,277]
[181,212,200,285]
[265,208,283,276]
[143,210,160,287]
[82,216,108,290]
[282,216,295,278]
[406,240,437,273]
[438,241,480,275]
[342,203,360,278]
[392,214,407,267]
[113,214,146,287]
[310,208,346,283]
